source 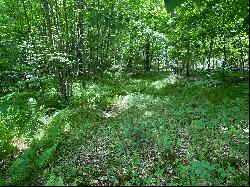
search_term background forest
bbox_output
[0,0,249,186]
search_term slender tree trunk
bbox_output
[63,0,70,54]
[100,35,107,70]
[247,46,249,67]
[53,0,63,52]
[43,0,71,102]
[95,0,100,67]
[207,37,213,72]
[127,30,132,69]
[43,0,55,49]
[14,1,22,33]
[86,24,91,75]
[238,35,244,69]
[145,37,151,71]
[212,56,215,69]
[55,0,72,101]
[21,0,33,70]
[76,0,84,78]
[186,41,190,76]
[63,0,73,99]
[21,0,31,32]
[222,35,227,71]
[202,39,207,69]
[105,1,114,64]
[71,0,78,72]
[105,27,111,62]
[156,51,160,71]
[165,44,168,69]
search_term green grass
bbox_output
[0,71,249,186]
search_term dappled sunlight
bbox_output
[7,108,68,157]
[11,136,29,154]
[103,95,133,118]
[143,111,154,118]
[151,73,180,89]
[103,94,146,118]
[131,79,143,83]
[63,122,71,133]
[72,83,83,97]
[34,129,45,141]
[1,0,248,184]
[103,93,170,118]
[2,73,248,185]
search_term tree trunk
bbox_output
[165,44,168,70]
[222,35,227,69]
[95,0,100,66]
[104,1,114,64]
[76,0,84,78]
[238,35,244,69]
[157,57,160,71]
[43,0,55,49]
[127,30,133,69]
[212,56,215,69]
[145,37,151,71]
[105,27,111,62]
[202,39,207,69]
[186,41,190,76]
[21,0,31,33]
[207,37,213,72]
[63,0,70,54]
[43,0,71,102]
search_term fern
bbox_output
[9,149,35,184]
[45,175,64,186]
[36,144,57,168]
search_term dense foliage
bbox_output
[0,0,249,186]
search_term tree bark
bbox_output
[145,37,151,71]
[238,35,244,68]
[76,0,84,78]
[186,41,190,76]
[95,0,100,66]
[207,37,213,72]
[63,0,70,54]
[43,0,71,102]
[43,0,55,49]
[222,35,227,70]
[201,39,207,69]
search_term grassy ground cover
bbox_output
[0,70,249,186]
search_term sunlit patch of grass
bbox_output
[103,96,131,118]
[33,128,45,141]
[151,73,180,89]
[103,93,168,118]
[143,111,154,118]
[11,136,29,155]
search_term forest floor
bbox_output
[0,70,249,186]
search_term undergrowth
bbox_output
[0,71,249,186]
